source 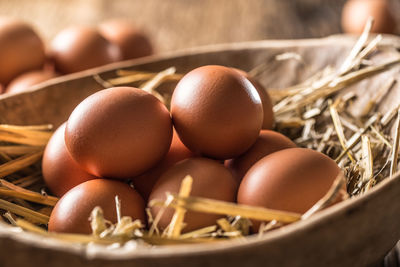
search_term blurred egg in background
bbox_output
[0,0,396,58]
[341,0,396,34]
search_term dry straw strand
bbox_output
[0,188,58,206]
[151,194,301,223]
[0,146,43,156]
[0,199,49,224]
[390,109,400,177]
[361,135,373,185]
[217,218,237,233]
[0,124,53,131]
[167,175,193,238]
[338,16,373,74]
[302,172,347,219]
[330,104,355,163]
[16,219,121,244]
[0,125,52,141]
[0,152,43,178]
[179,225,217,239]
[109,70,182,86]
[139,67,177,103]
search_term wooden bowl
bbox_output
[1,35,400,267]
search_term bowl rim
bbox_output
[1,33,399,103]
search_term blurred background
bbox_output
[0,0,399,53]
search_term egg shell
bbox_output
[226,130,296,183]
[99,19,153,60]
[50,26,122,74]
[0,18,45,84]
[341,0,396,34]
[65,87,173,179]
[237,148,344,231]
[149,157,237,232]
[48,179,146,234]
[171,65,263,159]
[5,70,56,94]
[42,123,96,197]
[233,69,274,129]
[132,129,194,200]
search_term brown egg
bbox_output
[42,123,96,197]
[48,179,146,234]
[171,65,263,159]
[341,0,396,34]
[226,130,296,183]
[132,129,195,200]
[0,18,45,84]
[5,70,57,94]
[99,19,153,60]
[149,157,237,232]
[233,69,274,129]
[50,26,122,74]
[238,148,344,231]
[65,87,172,179]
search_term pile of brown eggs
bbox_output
[0,17,152,95]
[43,65,345,235]
[341,0,397,34]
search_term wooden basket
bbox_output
[1,35,400,267]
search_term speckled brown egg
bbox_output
[50,26,122,74]
[226,130,296,183]
[132,129,195,201]
[171,65,263,159]
[238,148,344,231]
[99,19,153,60]
[48,179,146,234]
[0,18,45,84]
[42,123,96,197]
[233,69,274,129]
[65,86,172,179]
[149,157,237,232]
[5,70,57,94]
[341,0,396,34]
